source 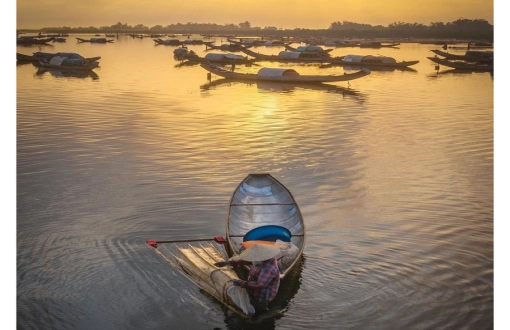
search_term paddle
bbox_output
[146,236,227,248]
[146,233,304,248]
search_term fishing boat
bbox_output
[241,47,336,63]
[205,43,250,52]
[284,44,334,53]
[176,52,257,66]
[200,63,371,83]
[17,52,101,63]
[153,38,182,46]
[359,41,400,48]
[430,49,493,63]
[36,53,100,71]
[16,36,55,45]
[427,56,493,72]
[146,173,306,318]
[328,54,419,68]
[76,37,113,43]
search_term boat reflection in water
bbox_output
[35,67,99,80]
[200,78,366,103]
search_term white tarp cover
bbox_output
[49,56,67,66]
[257,68,300,77]
[296,45,323,52]
[277,51,302,59]
[343,54,396,64]
[204,53,245,61]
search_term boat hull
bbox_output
[226,173,305,278]
[427,56,493,72]
[201,63,370,83]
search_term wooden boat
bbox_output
[427,56,493,72]
[177,52,257,66]
[146,173,305,318]
[153,38,182,46]
[284,44,334,53]
[430,49,493,63]
[205,43,249,52]
[225,173,305,279]
[76,37,113,43]
[17,36,55,45]
[200,78,364,97]
[36,53,100,71]
[328,54,419,68]
[17,52,101,63]
[201,63,371,83]
[359,41,400,48]
[241,47,337,63]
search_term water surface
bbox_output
[17,35,493,330]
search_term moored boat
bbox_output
[176,52,256,66]
[359,41,400,48]
[430,49,493,63]
[284,44,334,53]
[17,52,101,64]
[200,63,371,83]
[36,53,100,71]
[328,54,419,68]
[76,37,113,43]
[427,56,493,72]
[17,36,55,45]
[153,38,182,46]
[146,173,306,318]
[241,47,337,63]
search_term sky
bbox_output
[14,0,494,30]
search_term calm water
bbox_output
[16,35,494,330]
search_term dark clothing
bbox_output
[237,257,280,306]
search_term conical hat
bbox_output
[239,244,281,262]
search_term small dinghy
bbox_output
[147,173,306,318]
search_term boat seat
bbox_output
[243,225,291,242]
[241,240,276,249]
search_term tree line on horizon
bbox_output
[20,18,493,40]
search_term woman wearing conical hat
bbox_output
[215,244,281,313]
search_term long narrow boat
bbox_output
[241,47,335,63]
[146,173,306,318]
[427,56,493,72]
[328,54,419,68]
[76,37,113,43]
[430,49,493,63]
[175,52,257,66]
[284,44,334,53]
[37,53,100,71]
[17,52,101,63]
[200,63,371,83]
[16,36,55,45]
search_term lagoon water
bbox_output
[16,35,494,329]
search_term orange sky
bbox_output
[15,0,494,30]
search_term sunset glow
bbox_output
[15,0,494,30]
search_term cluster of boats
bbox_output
[16,35,494,83]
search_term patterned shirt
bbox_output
[242,257,280,305]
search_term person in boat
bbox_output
[215,244,281,313]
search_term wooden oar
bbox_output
[146,233,304,248]
[146,236,227,248]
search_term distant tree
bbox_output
[239,21,251,29]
